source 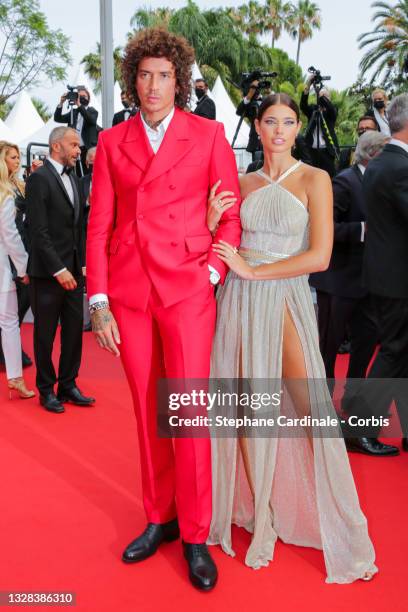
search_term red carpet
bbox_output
[1,324,406,612]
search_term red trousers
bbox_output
[111,284,216,543]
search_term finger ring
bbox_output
[232,247,238,254]
[217,200,223,209]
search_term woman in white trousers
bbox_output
[0,141,34,399]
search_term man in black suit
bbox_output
[54,87,98,176]
[25,126,95,413]
[112,90,138,126]
[345,94,408,455]
[193,79,216,120]
[300,77,339,177]
[337,115,380,172]
[311,131,388,402]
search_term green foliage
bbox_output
[31,97,51,122]
[0,101,12,120]
[287,0,322,64]
[330,90,366,146]
[358,0,408,88]
[81,44,124,93]
[0,0,71,105]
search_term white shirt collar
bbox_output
[357,163,366,175]
[140,107,175,142]
[389,138,408,154]
[48,157,64,174]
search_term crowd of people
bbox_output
[0,25,407,591]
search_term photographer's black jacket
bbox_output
[54,104,98,150]
[300,91,339,158]
[236,99,261,153]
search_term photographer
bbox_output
[300,72,339,177]
[236,79,263,159]
[54,87,98,176]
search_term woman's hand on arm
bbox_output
[207,179,238,233]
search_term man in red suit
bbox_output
[86,29,241,590]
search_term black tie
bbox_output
[61,166,72,176]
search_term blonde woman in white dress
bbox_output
[207,94,377,584]
[0,141,34,399]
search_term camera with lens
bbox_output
[66,85,79,105]
[308,66,331,91]
[240,69,278,97]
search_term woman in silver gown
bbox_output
[207,94,377,583]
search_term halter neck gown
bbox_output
[208,162,378,583]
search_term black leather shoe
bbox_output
[122,519,180,563]
[402,438,408,452]
[345,437,399,456]
[22,351,33,368]
[57,386,95,406]
[183,542,218,591]
[40,393,65,413]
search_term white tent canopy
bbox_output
[0,118,17,142]
[19,117,60,151]
[210,76,249,148]
[5,91,45,144]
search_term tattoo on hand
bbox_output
[91,308,113,332]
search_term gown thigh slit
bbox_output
[208,163,378,583]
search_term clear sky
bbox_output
[32,0,376,109]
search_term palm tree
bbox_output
[129,6,173,31]
[228,1,266,39]
[32,97,51,122]
[287,0,322,65]
[358,0,408,86]
[81,44,123,92]
[263,0,293,49]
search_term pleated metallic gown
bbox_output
[208,162,378,583]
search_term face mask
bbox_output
[122,100,130,109]
[79,96,89,106]
[195,88,205,100]
[373,100,385,109]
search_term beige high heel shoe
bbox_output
[8,377,35,400]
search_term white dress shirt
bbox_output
[48,157,74,276]
[357,163,366,242]
[75,110,85,146]
[90,107,220,307]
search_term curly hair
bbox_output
[122,28,195,109]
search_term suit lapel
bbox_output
[353,164,364,184]
[69,174,80,224]
[45,160,75,210]
[118,113,154,173]
[141,108,195,186]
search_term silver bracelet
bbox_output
[89,301,109,314]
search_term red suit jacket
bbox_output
[86,108,242,311]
